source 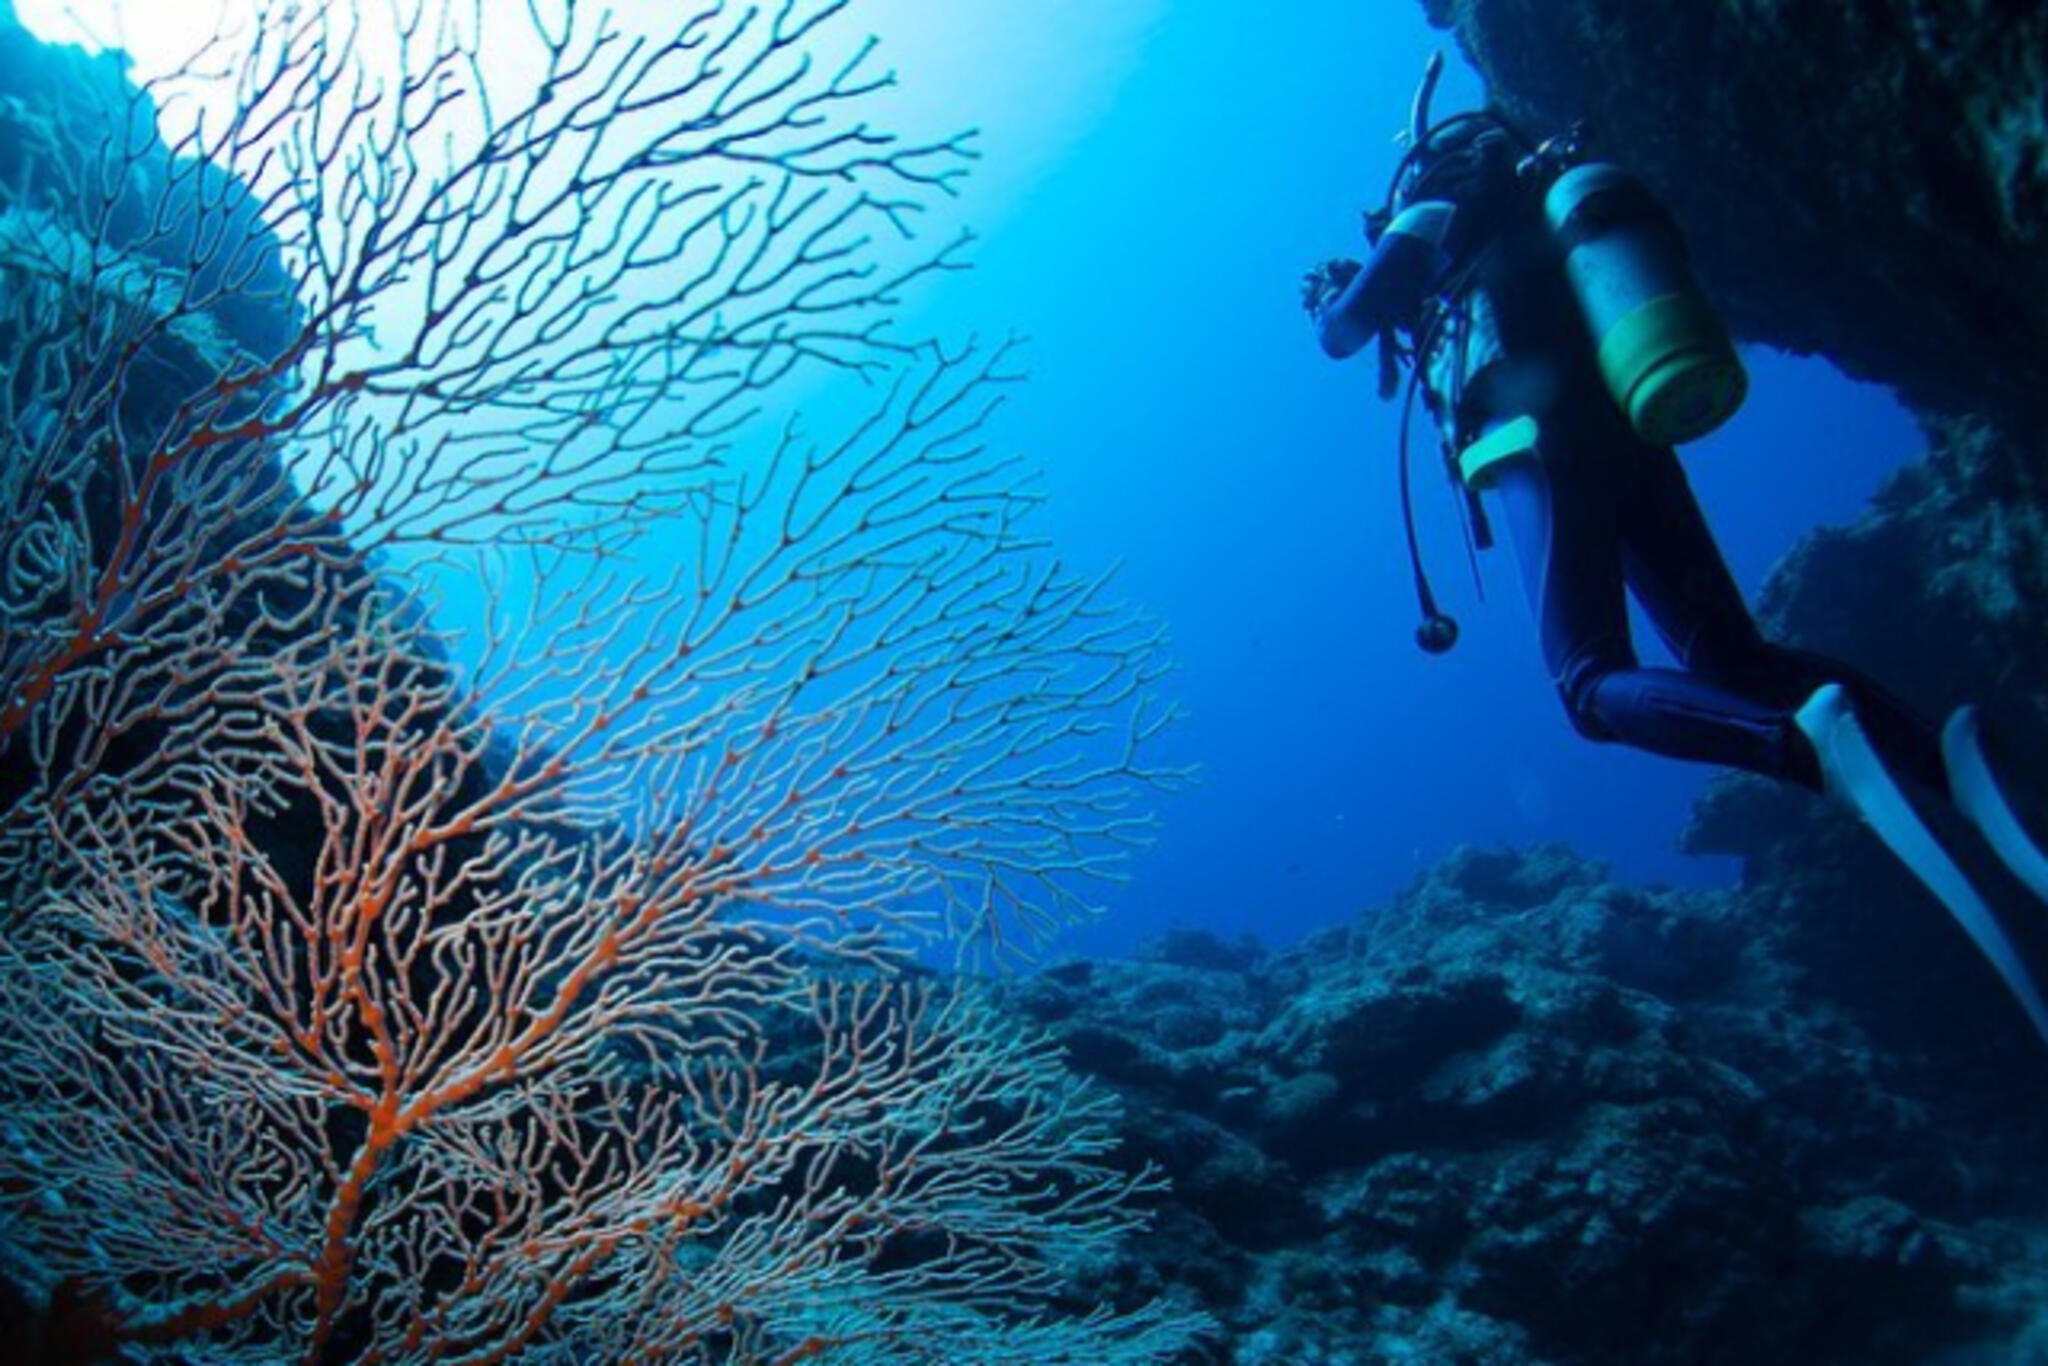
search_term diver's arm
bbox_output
[1312,201,1456,359]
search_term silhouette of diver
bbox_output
[1303,55,2048,1046]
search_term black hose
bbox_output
[1397,361,1459,654]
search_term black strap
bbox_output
[1550,178,1674,253]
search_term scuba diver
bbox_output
[1303,54,2048,1047]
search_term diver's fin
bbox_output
[1943,705,2048,908]
[1795,684,2048,1048]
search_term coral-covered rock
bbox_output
[1417,0,2048,433]
[1003,845,2048,1364]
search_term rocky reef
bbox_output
[1417,0,2048,434]
[1007,846,2048,1365]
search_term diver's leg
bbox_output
[1492,421,2048,1043]
[1486,432,1636,731]
[1613,440,1948,793]
[1604,442,2048,1044]
[1488,424,1819,785]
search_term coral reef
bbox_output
[0,8,1197,1363]
[1004,846,2048,1365]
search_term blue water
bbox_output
[876,0,1924,958]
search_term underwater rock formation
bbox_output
[1416,0,2048,434]
[1006,846,2048,1365]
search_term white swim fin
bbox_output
[1943,704,2048,908]
[1795,684,2048,1048]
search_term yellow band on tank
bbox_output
[1456,415,1540,490]
[1597,293,1748,447]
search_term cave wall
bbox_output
[1420,0,2048,435]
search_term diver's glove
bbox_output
[1300,257,1362,315]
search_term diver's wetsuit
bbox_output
[1314,188,1946,796]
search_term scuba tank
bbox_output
[1543,161,1748,446]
